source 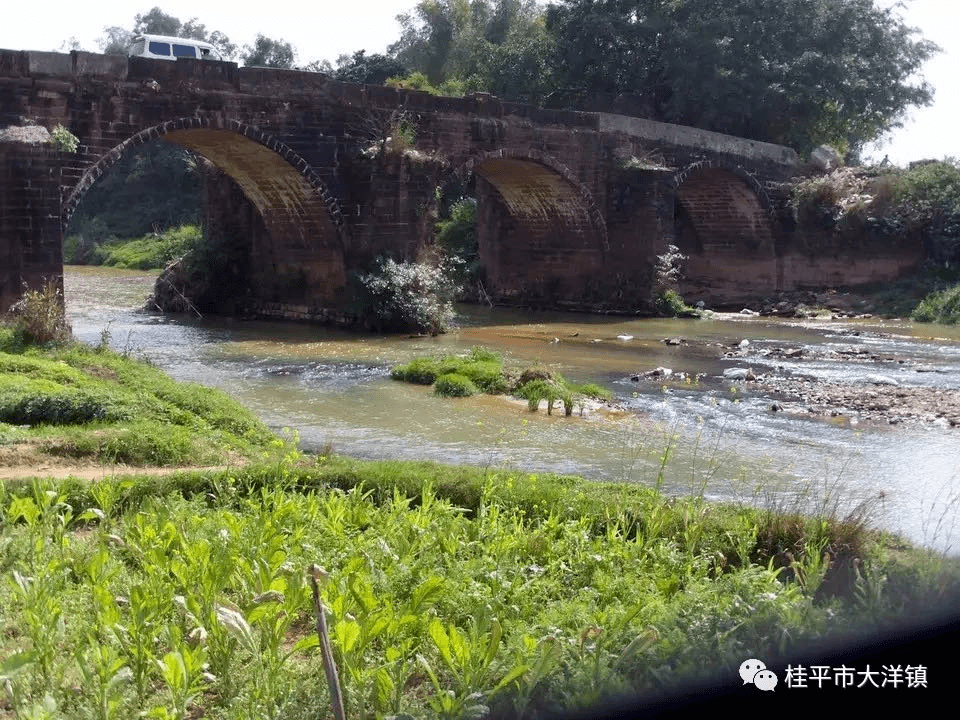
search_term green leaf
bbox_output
[410,576,445,614]
[428,618,453,667]
[334,619,361,654]
[0,650,37,679]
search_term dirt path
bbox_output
[0,445,235,480]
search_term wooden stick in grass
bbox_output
[309,564,347,720]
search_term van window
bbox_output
[172,44,198,59]
[148,41,171,56]
[128,40,145,56]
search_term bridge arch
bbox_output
[441,148,609,303]
[62,117,349,306]
[671,161,775,255]
[671,161,780,302]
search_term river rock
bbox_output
[723,367,757,381]
[865,374,899,386]
[646,367,673,378]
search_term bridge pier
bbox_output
[0,139,63,313]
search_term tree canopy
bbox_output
[98,6,236,59]
[240,34,297,68]
[389,0,555,105]
[547,0,940,155]
[332,51,408,85]
[385,0,938,155]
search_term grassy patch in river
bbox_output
[391,346,613,414]
[1,456,957,718]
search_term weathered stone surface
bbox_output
[0,49,920,321]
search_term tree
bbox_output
[97,6,236,59]
[388,0,554,103]
[241,34,296,68]
[333,50,408,85]
[545,0,939,155]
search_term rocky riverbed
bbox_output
[629,323,960,429]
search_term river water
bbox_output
[63,265,960,552]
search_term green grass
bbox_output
[83,224,201,270]
[912,282,960,324]
[1,458,956,719]
[0,338,275,466]
[434,372,478,397]
[391,347,612,412]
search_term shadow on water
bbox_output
[63,266,960,553]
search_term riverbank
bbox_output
[1,314,959,715]
[3,453,959,717]
[0,326,279,472]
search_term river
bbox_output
[63,265,960,553]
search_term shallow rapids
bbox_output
[64,266,960,552]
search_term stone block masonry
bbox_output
[1,47,916,320]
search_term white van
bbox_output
[127,34,223,61]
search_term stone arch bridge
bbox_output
[1,48,809,319]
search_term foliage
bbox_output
[544,0,937,154]
[650,245,694,317]
[391,347,510,394]
[390,357,443,385]
[389,0,555,104]
[385,71,466,97]
[654,289,695,318]
[48,124,79,153]
[891,159,960,266]
[81,225,203,271]
[332,50,407,85]
[2,280,71,346]
[241,34,296,68]
[0,339,274,465]
[66,140,202,243]
[1,456,955,717]
[911,283,960,325]
[788,161,960,270]
[436,197,479,286]
[433,372,478,397]
[515,377,572,415]
[99,7,237,59]
[392,348,609,413]
[356,256,462,334]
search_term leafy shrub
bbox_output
[434,372,478,397]
[3,280,71,346]
[654,289,695,317]
[357,256,462,334]
[48,124,79,152]
[89,225,202,270]
[651,245,693,316]
[911,283,960,324]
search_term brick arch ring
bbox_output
[60,116,346,241]
[671,158,776,218]
[443,148,609,251]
